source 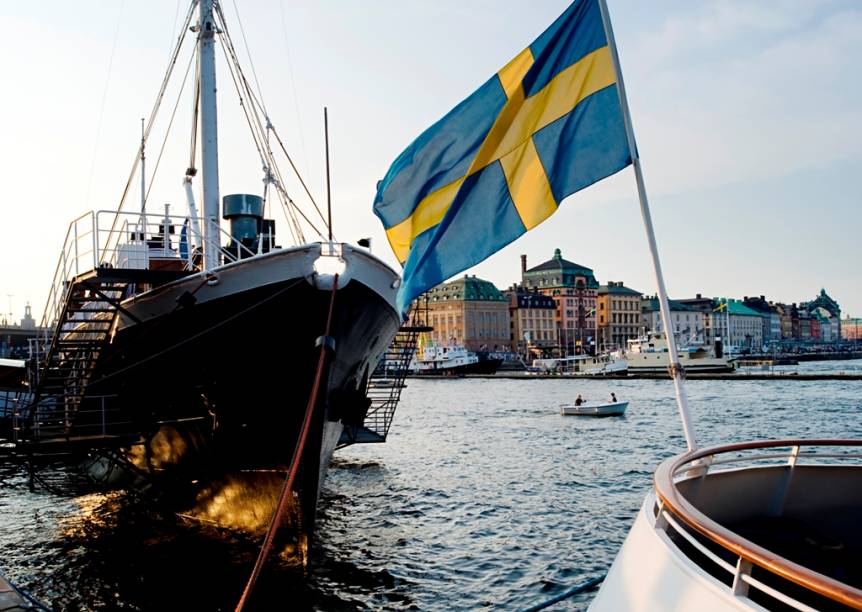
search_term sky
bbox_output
[0,0,859,324]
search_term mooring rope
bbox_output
[235,275,339,611]
[521,574,605,612]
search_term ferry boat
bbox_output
[409,343,502,376]
[623,332,737,374]
[7,0,408,562]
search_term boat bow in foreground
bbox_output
[591,439,862,611]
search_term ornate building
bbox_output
[521,249,598,355]
[420,275,510,352]
[801,289,841,340]
[597,282,642,350]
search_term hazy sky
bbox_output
[0,0,859,324]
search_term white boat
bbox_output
[560,401,628,416]
[408,342,502,375]
[590,440,862,610]
[532,354,628,376]
[623,332,737,374]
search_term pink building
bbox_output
[521,249,599,355]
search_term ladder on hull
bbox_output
[337,322,431,448]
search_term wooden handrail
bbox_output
[654,439,862,610]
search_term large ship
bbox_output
[1,0,411,562]
[408,342,503,376]
[622,332,737,374]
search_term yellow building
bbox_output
[419,275,510,352]
[597,282,643,350]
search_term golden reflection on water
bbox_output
[186,472,291,533]
[57,491,123,538]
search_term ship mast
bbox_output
[199,0,221,270]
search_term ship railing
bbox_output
[654,439,862,611]
[39,212,98,340]
[39,210,264,335]
[11,393,206,446]
[95,210,258,272]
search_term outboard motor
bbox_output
[222,194,277,259]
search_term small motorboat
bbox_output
[559,401,628,417]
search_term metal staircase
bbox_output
[25,272,131,443]
[337,321,431,448]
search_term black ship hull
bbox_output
[80,244,401,551]
[409,357,503,376]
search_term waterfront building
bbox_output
[802,289,842,339]
[743,296,780,347]
[842,316,862,341]
[505,286,558,357]
[679,296,763,350]
[0,304,41,359]
[421,275,510,352]
[710,299,764,350]
[799,310,811,342]
[521,250,598,355]
[774,303,794,340]
[597,282,643,351]
[641,296,704,345]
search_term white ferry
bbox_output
[623,332,737,374]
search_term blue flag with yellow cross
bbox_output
[373,0,632,315]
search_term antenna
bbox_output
[324,107,333,242]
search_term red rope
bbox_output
[235,274,339,611]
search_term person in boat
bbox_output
[574,394,584,406]
[610,392,617,403]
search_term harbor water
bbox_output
[0,360,860,610]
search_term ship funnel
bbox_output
[222,194,276,258]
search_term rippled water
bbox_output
[1,361,860,610]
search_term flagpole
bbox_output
[598,0,698,450]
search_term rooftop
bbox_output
[598,282,642,296]
[425,275,506,302]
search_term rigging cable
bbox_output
[213,3,329,234]
[229,0,268,116]
[214,32,304,245]
[278,0,312,182]
[213,19,327,245]
[103,0,198,259]
[235,275,339,612]
[144,44,198,205]
[189,47,200,172]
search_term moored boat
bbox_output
[623,332,737,374]
[6,0,410,565]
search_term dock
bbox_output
[0,573,46,611]
[421,372,862,381]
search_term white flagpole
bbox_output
[598,0,699,450]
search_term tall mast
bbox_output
[199,0,221,270]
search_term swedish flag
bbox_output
[374,0,631,315]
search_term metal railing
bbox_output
[39,209,261,335]
[653,439,862,611]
